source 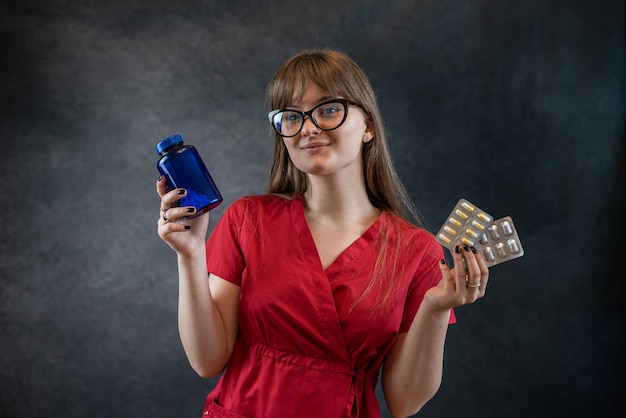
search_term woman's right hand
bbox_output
[156,176,210,257]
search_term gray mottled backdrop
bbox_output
[1,1,623,417]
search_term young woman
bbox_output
[156,49,489,418]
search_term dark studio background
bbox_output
[0,1,623,417]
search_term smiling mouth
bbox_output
[301,143,328,150]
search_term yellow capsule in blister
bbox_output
[449,217,462,227]
[477,212,492,223]
[438,233,451,244]
[465,228,479,239]
[461,237,475,246]
[444,226,456,235]
[455,209,468,220]
[471,220,485,230]
[461,202,475,212]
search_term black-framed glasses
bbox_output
[268,99,362,138]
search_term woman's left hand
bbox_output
[426,244,489,309]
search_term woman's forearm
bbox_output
[177,249,233,378]
[382,302,451,417]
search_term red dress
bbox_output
[202,195,453,417]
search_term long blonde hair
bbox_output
[265,49,424,313]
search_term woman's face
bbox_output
[281,82,373,179]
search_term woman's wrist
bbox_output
[177,248,207,266]
[419,294,454,320]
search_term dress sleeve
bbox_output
[205,198,247,286]
[399,238,456,333]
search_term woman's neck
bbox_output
[303,174,379,223]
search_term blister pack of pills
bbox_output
[435,199,524,267]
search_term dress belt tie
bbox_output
[245,341,379,417]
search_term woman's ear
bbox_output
[363,118,374,143]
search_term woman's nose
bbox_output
[300,115,321,136]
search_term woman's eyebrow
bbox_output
[287,95,336,109]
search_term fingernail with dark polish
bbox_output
[455,245,461,254]
[186,208,195,213]
[157,175,163,181]
[184,225,191,230]
[463,244,469,252]
[470,246,476,253]
[440,259,446,264]
[177,189,185,195]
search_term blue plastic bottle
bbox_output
[156,134,222,217]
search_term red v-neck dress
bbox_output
[202,195,453,417]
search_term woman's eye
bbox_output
[319,105,341,115]
[285,113,301,122]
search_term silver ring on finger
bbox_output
[466,280,481,288]
[162,209,169,222]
